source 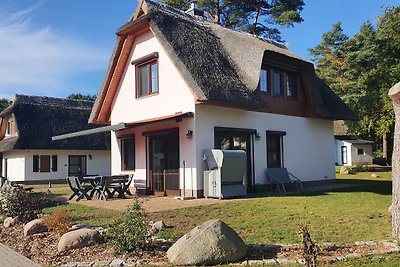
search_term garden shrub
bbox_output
[42,211,71,235]
[0,184,42,223]
[108,197,149,254]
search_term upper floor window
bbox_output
[259,69,269,93]
[286,72,297,98]
[258,66,298,99]
[6,120,15,136]
[273,71,283,96]
[133,52,159,98]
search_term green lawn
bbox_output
[38,171,399,265]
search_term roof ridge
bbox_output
[15,94,94,110]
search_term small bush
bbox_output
[42,211,71,235]
[0,184,42,223]
[108,197,149,254]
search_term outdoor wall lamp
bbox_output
[255,132,261,141]
[186,130,193,139]
[88,154,93,160]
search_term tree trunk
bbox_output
[383,133,388,160]
[388,81,400,239]
[214,0,220,24]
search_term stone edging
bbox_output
[61,240,400,267]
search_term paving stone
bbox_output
[110,258,124,267]
[93,260,112,267]
[276,258,297,265]
[77,262,94,267]
[62,262,78,267]
[0,243,41,267]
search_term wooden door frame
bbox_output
[145,128,180,196]
[214,127,256,193]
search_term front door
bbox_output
[68,155,87,177]
[148,130,180,196]
[214,128,254,193]
[341,146,348,165]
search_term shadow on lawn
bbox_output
[246,179,392,199]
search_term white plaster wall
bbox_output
[2,150,25,181]
[195,105,336,189]
[350,143,373,165]
[4,150,110,181]
[110,30,196,125]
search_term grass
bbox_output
[23,170,400,265]
[149,173,392,244]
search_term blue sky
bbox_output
[0,0,396,100]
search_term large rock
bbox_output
[3,217,17,228]
[58,228,101,252]
[24,219,48,236]
[167,219,247,265]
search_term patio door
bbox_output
[214,127,255,193]
[68,155,87,177]
[148,130,180,196]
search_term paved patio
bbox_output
[0,243,41,267]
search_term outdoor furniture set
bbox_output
[67,174,133,201]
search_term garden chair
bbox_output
[266,168,304,194]
[66,176,79,200]
[74,177,93,201]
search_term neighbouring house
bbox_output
[0,95,111,182]
[82,0,356,197]
[333,120,373,166]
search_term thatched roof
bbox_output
[0,95,110,152]
[90,0,357,123]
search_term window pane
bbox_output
[33,155,39,172]
[286,73,296,98]
[139,65,148,97]
[122,137,135,170]
[259,69,268,92]
[267,135,282,168]
[273,72,282,96]
[151,63,158,93]
[51,155,58,172]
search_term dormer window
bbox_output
[258,66,297,99]
[259,69,269,93]
[286,72,297,98]
[132,52,159,98]
[273,71,283,96]
[6,121,11,135]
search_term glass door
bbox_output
[148,131,180,196]
[68,155,87,177]
[214,130,253,192]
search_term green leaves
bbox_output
[309,6,400,155]
[162,0,305,41]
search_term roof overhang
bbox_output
[53,112,194,141]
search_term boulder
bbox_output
[24,219,48,236]
[149,220,166,235]
[3,217,17,228]
[167,219,247,265]
[371,173,380,178]
[58,228,101,252]
[339,166,352,174]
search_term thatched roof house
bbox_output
[84,0,358,197]
[0,95,110,152]
[90,0,357,124]
[0,95,110,182]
